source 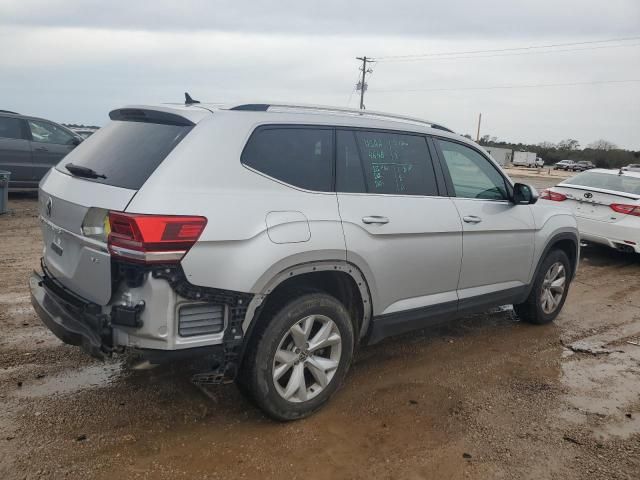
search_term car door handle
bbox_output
[35,147,48,152]
[362,216,389,225]
[462,215,482,224]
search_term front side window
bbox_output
[437,139,508,200]
[336,129,437,196]
[28,120,74,145]
[0,117,25,140]
[242,127,333,191]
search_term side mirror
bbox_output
[512,183,538,205]
[70,136,82,146]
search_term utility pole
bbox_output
[356,56,374,110]
[476,113,482,142]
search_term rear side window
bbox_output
[0,117,25,140]
[55,120,192,190]
[241,127,333,191]
[336,129,437,196]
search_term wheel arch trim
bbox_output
[528,230,579,297]
[241,260,373,341]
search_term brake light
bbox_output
[107,212,207,263]
[540,189,567,202]
[610,203,640,217]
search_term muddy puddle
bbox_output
[11,362,123,398]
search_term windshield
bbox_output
[56,120,192,190]
[564,171,640,196]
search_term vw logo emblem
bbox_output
[584,192,593,199]
[45,197,53,217]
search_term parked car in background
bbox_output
[554,160,576,171]
[573,160,596,172]
[541,169,640,254]
[622,164,640,172]
[0,110,82,189]
[30,101,579,420]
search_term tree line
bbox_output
[469,135,640,168]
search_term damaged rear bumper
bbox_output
[29,270,111,359]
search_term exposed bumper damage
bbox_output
[30,260,254,384]
[29,269,111,359]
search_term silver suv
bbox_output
[30,101,579,420]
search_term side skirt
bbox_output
[367,286,528,345]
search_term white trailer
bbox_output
[513,151,543,168]
[484,146,512,167]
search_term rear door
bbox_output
[39,111,196,305]
[26,119,77,182]
[336,128,462,320]
[434,138,535,306]
[0,115,33,186]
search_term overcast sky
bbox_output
[1,0,639,149]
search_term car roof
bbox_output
[124,101,471,146]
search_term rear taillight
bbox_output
[540,189,567,202]
[107,212,207,263]
[610,203,640,217]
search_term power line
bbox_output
[373,79,640,94]
[376,42,640,63]
[375,35,640,62]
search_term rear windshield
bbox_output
[56,120,192,190]
[565,172,640,196]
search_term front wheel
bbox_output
[515,250,571,325]
[239,293,354,421]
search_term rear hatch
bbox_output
[551,171,640,223]
[39,107,201,305]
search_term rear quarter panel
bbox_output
[125,113,347,293]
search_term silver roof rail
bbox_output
[228,103,453,132]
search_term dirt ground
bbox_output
[1,180,639,480]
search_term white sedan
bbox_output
[540,169,640,254]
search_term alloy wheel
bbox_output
[540,262,566,314]
[272,315,342,403]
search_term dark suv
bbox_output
[0,110,82,189]
[573,160,595,172]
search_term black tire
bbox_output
[238,292,354,421]
[514,249,571,325]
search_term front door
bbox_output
[335,129,462,333]
[27,119,77,181]
[434,138,535,307]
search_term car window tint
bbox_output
[336,130,366,193]
[437,139,508,200]
[242,128,333,191]
[55,120,192,190]
[341,130,436,195]
[28,120,73,145]
[0,117,24,140]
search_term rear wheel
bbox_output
[239,293,354,421]
[515,249,571,325]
